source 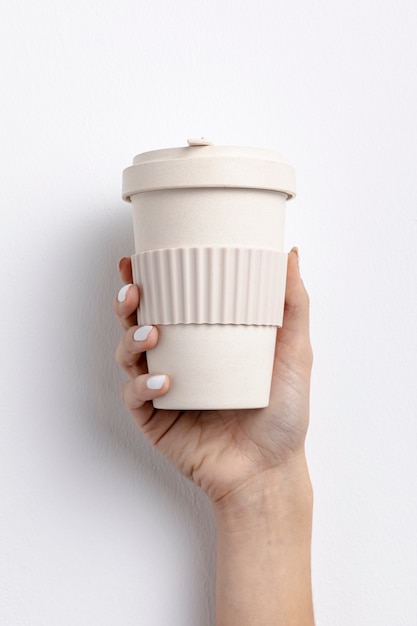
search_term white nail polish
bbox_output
[117,283,133,303]
[146,375,166,390]
[133,326,153,342]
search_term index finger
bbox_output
[114,257,139,330]
[118,257,133,284]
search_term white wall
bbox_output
[1,1,416,624]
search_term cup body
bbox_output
[122,142,295,409]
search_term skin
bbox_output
[114,248,314,625]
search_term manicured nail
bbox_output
[133,326,153,342]
[146,375,166,390]
[117,283,133,303]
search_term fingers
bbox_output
[115,256,170,418]
[118,329,170,426]
[121,372,170,416]
[113,281,140,331]
[113,257,137,330]
[282,247,310,336]
[118,256,133,284]
[115,324,159,377]
[276,248,313,368]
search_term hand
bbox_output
[114,248,313,504]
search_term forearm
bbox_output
[212,454,314,626]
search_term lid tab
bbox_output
[187,137,213,146]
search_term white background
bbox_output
[1,1,417,624]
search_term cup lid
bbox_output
[122,139,296,201]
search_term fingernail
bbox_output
[133,326,153,342]
[117,283,133,303]
[291,246,300,268]
[146,375,166,390]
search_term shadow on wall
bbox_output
[63,209,174,478]
[69,207,215,494]
[50,206,216,621]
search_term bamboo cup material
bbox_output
[122,139,296,409]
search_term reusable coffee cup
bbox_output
[122,138,296,409]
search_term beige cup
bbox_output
[122,139,296,409]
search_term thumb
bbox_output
[275,248,312,366]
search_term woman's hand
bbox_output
[114,248,312,505]
[115,249,315,623]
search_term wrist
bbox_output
[212,452,313,533]
[213,452,315,625]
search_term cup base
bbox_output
[147,324,277,410]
